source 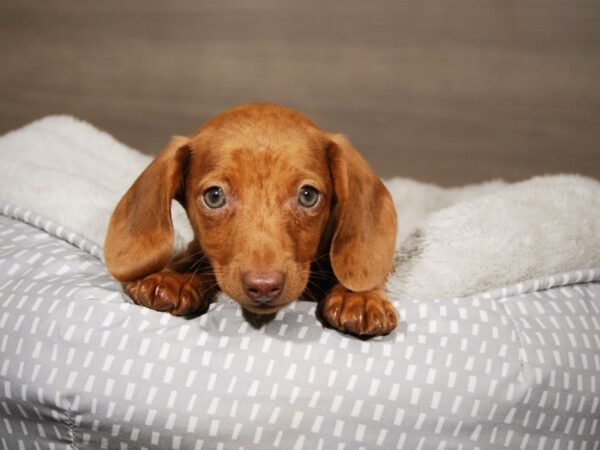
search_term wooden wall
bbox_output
[1,0,598,185]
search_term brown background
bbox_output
[1,0,599,186]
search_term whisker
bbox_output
[306,271,334,282]
[306,279,329,299]
[187,257,209,274]
[197,281,220,299]
[302,284,319,303]
[310,252,330,262]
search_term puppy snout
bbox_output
[242,271,285,304]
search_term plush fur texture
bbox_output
[0,115,194,255]
[1,115,599,302]
[388,174,600,298]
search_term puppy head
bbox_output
[104,103,397,315]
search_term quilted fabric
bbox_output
[1,204,599,450]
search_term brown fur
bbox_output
[104,103,398,337]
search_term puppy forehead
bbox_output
[186,103,332,188]
[191,134,330,186]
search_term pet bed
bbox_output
[1,117,599,450]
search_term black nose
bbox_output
[242,271,285,305]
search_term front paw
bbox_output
[321,285,398,337]
[125,272,210,316]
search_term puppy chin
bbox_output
[242,303,284,315]
[242,307,279,328]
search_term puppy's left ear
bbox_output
[326,133,397,292]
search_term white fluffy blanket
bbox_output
[1,116,599,299]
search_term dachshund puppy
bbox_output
[104,103,398,337]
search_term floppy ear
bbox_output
[104,136,191,282]
[326,133,397,292]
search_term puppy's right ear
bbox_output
[104,136,190,282]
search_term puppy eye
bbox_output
[203,186,226,209]
[298,185,320,208]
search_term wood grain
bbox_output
[1,0,598,185]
